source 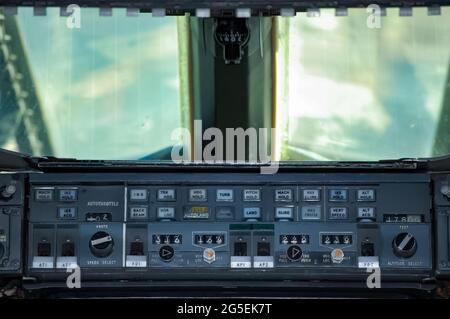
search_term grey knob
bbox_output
[441,185,450,199]
[1,184,16,199]
[393,233,417,258]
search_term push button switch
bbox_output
[243,189,260,201]
[329,207,348,220]
[35,188,53,201]
[157,189,176,201]
[243,207,261,221]
[275,189,293,202]
[357,189,375,201]
[275,207,294,221]
[130,189,147,201]
[58,207,76,219]
[302,189,320,201]
[329,189,347,202]
[189,189,207,201]
[216,189,233,202]
[59,189,77,201]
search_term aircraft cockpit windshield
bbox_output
[0,6,450,162]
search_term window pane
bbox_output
[275,8,450,161]
[0,7,190,160]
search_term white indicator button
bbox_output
[301,206,321,220]
[35,188,53,201]
[130,189,147,201]
[329,207,348,219]
[58,207,76,219]
[157,189,176,201]
[189,189,207,201]
[275,189,293,201]
[303,189,320,201]
[216,189,234,202]
[357,189,376,201]
[243,189,260,201]
[243,207,261,220]
[358,207,376,219]
[275,207,294,220]
[130,207,148,219]
[329,189,348,202]
[157,207,175,219]
[59,189,77,201]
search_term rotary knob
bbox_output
[1,184,16,200]
[159,245,174,261]
[287,245,302,261]
[392,232,417,258]
[89,231,114,258]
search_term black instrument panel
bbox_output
[1,168,450,297]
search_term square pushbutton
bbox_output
[59,189,77,201]
[157,207,176,220]
[243,207,261,220]
[357,189,376,202]
[35,188,54,201]
[243,189,261,201]
[58,207,76,219]
[301,206,321,220]
[129,207,148,219]
[189,189,207,202]
[358,207,376,219]
[274,189,293,202]
[130,189,147,201]
[303,189,320,201]
[329,189,348,202]
[275,207,294,220]
[216,189,234,202]
[157,189,176,201]
[329,207,348,220]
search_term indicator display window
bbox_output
[194,234,225,246]
[152,234,182,245]
[280,234,310,245]
[383,214,424,223]
[321,234,353,245]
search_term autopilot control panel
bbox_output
[22,172,434,283]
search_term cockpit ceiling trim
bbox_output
[1,1,448,16]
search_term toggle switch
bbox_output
[130,239,144,256]
[361,242,375,257]
[257,242,271,256]
[233,241,247,256]
[37,239,51,257]
[61,240,75,257]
